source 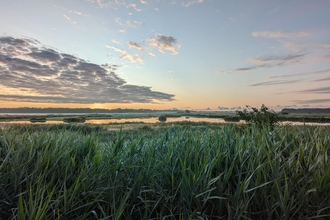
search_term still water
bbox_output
[0,116,329,126]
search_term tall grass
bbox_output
[1,124,330,219]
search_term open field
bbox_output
[1,123,330,219]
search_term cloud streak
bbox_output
[269,68,330,79]
[0,36,174,104]
[294,99,330,104]
[127,41,144,51]
[115,17,144,28]
[218,53,305,74]
[106,45,143,63]
[252,31,310,38]
[250,79,300,87]
[298,86,330,94]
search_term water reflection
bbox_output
[0,120,65,124]
[0,116,329,126]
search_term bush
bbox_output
[29,117,47,123]
[63,117,86,123]
[236,104,279,129]
[158,115,167,122]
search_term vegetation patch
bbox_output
[1,123,330,219]
[158,115,167,122]
[237,104,279,129]
[224,115,240,122]
[63,117,86,123]
[29,117,47,123]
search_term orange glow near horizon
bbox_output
[1,99,232,110]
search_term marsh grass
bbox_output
[1,124,330,219]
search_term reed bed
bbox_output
[1,124,330,219]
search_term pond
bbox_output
[0,116,330,126]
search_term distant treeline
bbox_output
[0,108,177,114]
[281,108,330,114]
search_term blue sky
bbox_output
[1,0,330,110]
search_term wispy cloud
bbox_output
[250,79,300,87]
[127,3,142,12]
[115,17,144,28]
[147,34,180,55]
[218,53,305,74]
[106,45,143,63]
[140,0,147,4]
[112,39,121,44]
[294,99,330,104]
[69,10,90,17]
[298,86,330,94]
[314,54,330,62]
[148,52,155,57]
[248,54,305,64]
[63,14,71,20]
[127,41,144,51]
[313,76,330,82]
[86,0,119,8]
[252,31,311,38]
[284,42,330,53]
[62,13,78,26]
[269,68,330,79]
[0,36,174,104]
[183,0,204,7]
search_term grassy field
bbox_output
[1,123,330,219]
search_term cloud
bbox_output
[0,36,174,104]
[86,0,120,8]
[63,14,71,20]
[112,39,121,44]
[313,76,330,82]
[115,17,144,28]
[314,54,330,62]
[106,45,143,63]
[294,99,330,104]
[269,68,330,79]
[183,0,204,7]
[86,0,206,9]
[69,10,90,17]
[62,13,78,25]
[148,52,155,57]
[250,79,300,87]
[147,34,180,55]
[252,31,311,38]
[218,53,305,74]
[127,3,142,12]
[298,86,330,94]
[127,41,144,51]
[284,42,330,53]
[248,54,305,64]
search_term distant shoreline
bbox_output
[1,107,330,114]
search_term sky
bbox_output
[0,0,330,111]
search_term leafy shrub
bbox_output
[63,117,86,123]
[236,104,279,129]
[29,117,46,123]
[158,115,167,122]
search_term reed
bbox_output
[1,124,330,219]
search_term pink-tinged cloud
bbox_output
[252,31,310,38]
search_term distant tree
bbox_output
[236,104,279,129]
[158,115,167,122]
